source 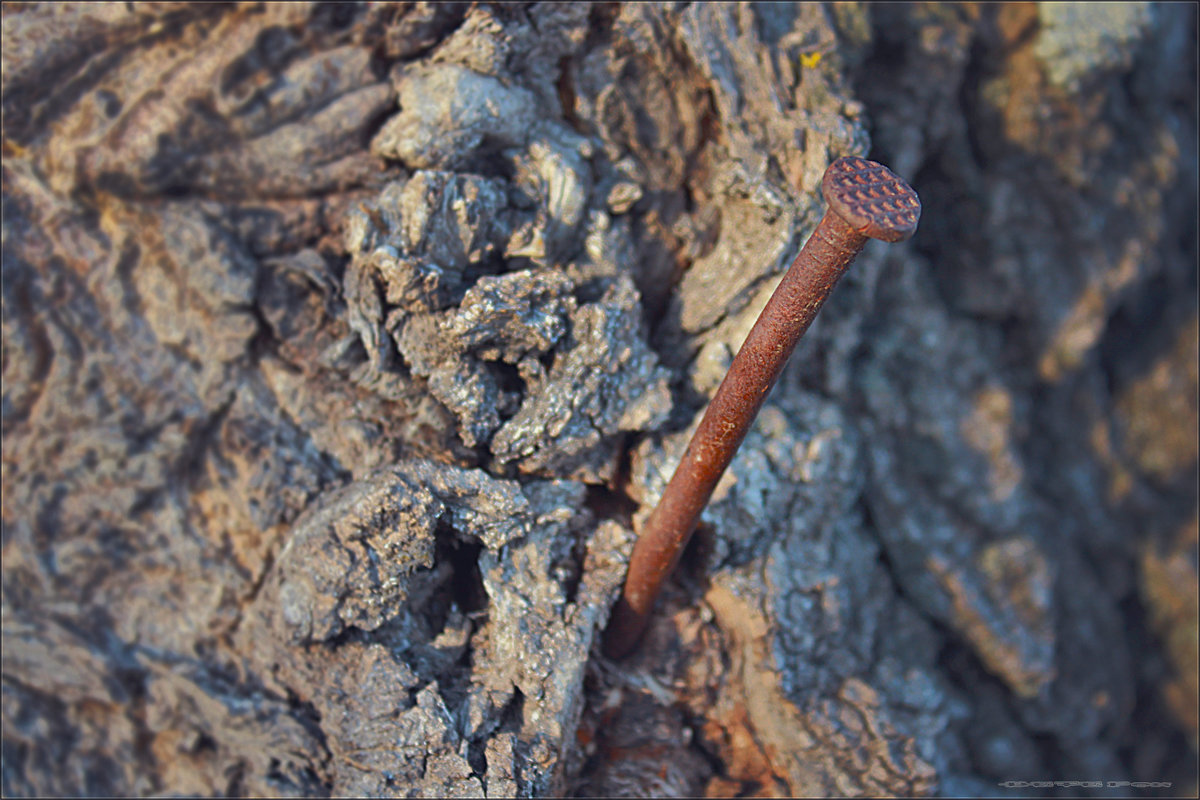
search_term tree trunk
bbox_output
[3,3,1195,796]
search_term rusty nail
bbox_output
[604,156,921,658]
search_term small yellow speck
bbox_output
[801,52,822,69]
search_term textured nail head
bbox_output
[821,156,920,243]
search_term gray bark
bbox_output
[3,2,1196,797]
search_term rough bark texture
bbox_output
[2,3,1196,798]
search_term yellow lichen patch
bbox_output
[977,537,1054,632]
[927,551,1056,699]
[798,427,842,484]
[800,52,823,69]
[1038,285,1109,381]
[985,2,1045,150]
[2,138,30,159]
[1038,240,1143,382]
[1140,512,1199,752]
[961,386,1023,502]
[1116,316,1199,483]
[151,727,224,796]
[1089,418,1135,504]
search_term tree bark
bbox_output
[3,3,1196,797]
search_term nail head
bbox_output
[821,156,921,243]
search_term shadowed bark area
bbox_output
[2,3,1196,797]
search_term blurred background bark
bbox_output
[3,3,1196,797]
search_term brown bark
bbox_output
[3,3,1195,797]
